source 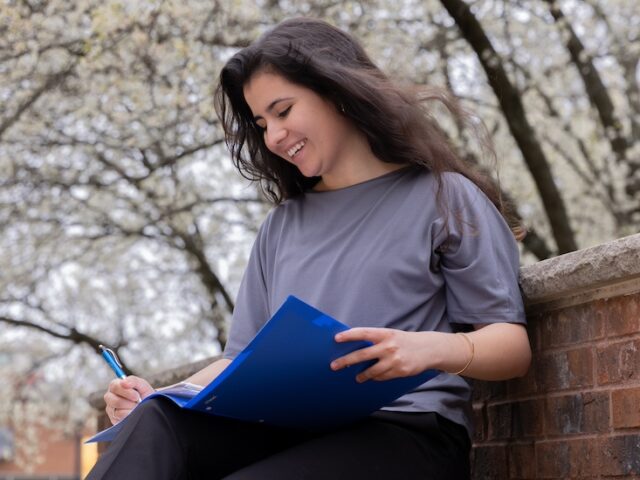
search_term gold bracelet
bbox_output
[451,332,474,376]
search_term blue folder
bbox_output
[87,296,439,442]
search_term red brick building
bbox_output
[0,425,97,480]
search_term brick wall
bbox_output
[471,233,640,479]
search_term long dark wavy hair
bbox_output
[215,17,521,235]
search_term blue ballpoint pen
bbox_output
[99,344,126,379]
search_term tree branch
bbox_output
[439,0,578,254]
[0,64,76,141]
[544,0,629,164]
[0,315,136,374]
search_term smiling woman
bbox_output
[87,17,531,480]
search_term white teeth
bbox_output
[287,140,306,158]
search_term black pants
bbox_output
[87,398,470,479]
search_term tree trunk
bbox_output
[439,0,578,254]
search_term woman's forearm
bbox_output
[184,358,232,386]
[439,323,531,381]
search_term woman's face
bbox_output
[243,71,366,183]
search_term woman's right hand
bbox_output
[104,376,155,425]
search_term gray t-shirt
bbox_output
[223,166,526,436]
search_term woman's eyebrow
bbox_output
[253,97,293,121]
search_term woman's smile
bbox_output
[286,139,306,160]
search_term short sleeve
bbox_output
[222,217,272,360]
[433,174,526,326]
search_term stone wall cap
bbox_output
[520,233,640,305]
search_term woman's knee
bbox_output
[119,398,184,438]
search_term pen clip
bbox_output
[99,344,123,368]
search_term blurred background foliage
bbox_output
[0,0,638,468]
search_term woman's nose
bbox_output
[265,125,287,151]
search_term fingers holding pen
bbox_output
[107,377,139,403]
[104,376,154,425]
[104,385,136,425]
[121,375,155,400]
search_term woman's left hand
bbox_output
[330,328,443,382]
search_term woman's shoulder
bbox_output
[400,166,473,187]
[439,171,479,190]
[404,168,483,203]
[437,171,490,204]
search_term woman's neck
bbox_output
[314,160,408,192]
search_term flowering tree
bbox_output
[0,0,637,469]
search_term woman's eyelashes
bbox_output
[254,106,292,132]
[277,105,292,118]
